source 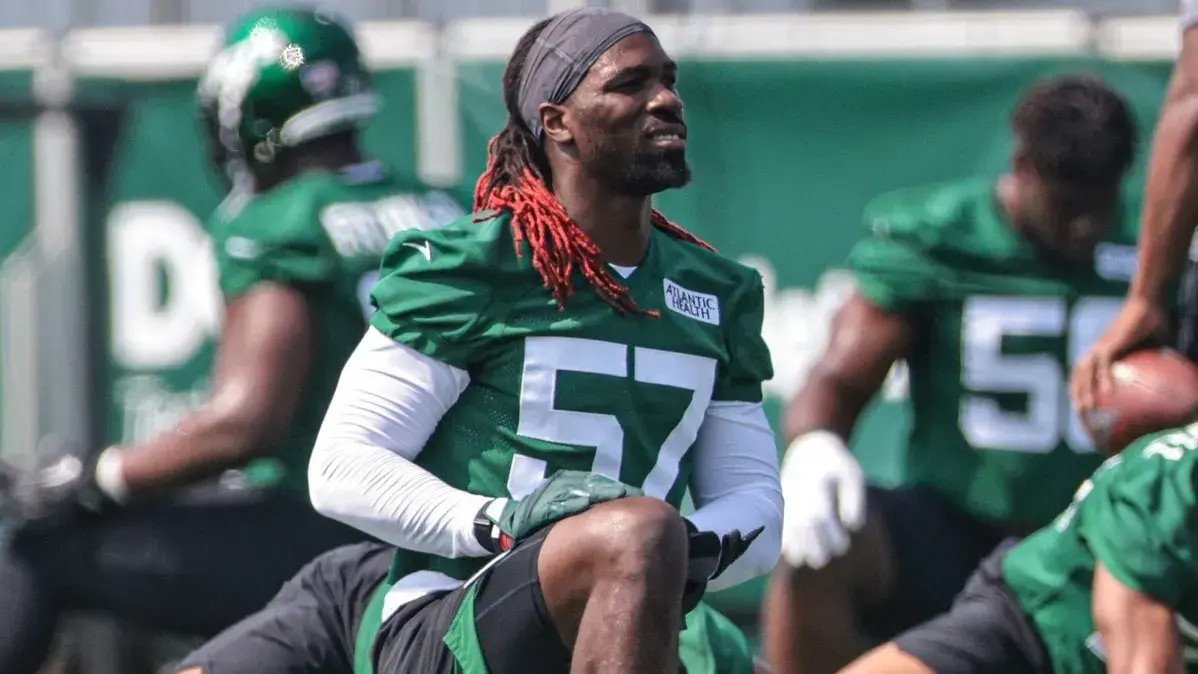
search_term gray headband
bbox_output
[517,8,654,142]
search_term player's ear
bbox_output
[540,103,573,145]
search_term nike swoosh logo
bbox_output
[401,241,432,261]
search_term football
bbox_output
[1083,348,1198,455]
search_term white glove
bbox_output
[779,430,866,569]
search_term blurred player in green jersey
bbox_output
[762,75,1140,674]
[0,7,465,674]
[297,8,780,673]
[842,421,1198,674]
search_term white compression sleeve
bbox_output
[686,401,783,591]
[309,326,493,558]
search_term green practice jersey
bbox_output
[848,177,1138,527]
[208,161,464,494]
[1003,424,1198,673]
[370,210,772,584]
[363,210,772,672]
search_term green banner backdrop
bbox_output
[76,57,1175,621]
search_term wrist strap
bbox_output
[473,500,501,554]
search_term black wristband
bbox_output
[473,501,501,554]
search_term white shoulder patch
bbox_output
[663,279,720,326]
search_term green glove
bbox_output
[475,470,643,553]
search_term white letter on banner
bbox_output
[108,201,220,370]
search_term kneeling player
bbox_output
[301,7,781,674]
[841,422,1198,674]
[178,540,773,674]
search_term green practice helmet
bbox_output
[197,6,378,169]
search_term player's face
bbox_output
[563,33,690,196]
[1015,165,1117,261]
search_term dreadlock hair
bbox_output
[1011,74,1137,189]
[472,18,714,317]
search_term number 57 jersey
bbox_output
[368,211,773,581]
[848,178,1139,529]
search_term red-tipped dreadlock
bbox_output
[476,17,713,317]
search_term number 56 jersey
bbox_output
[368,210,773,582]
[848,178,1139,529]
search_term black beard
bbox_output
[612,149,691,196]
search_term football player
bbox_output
[841,421,1198,674]
[1073,0,1198,408]
[762,75,1139,674]
[305,8,782,673]
[0,7,464,674]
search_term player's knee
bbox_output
[580,497,689,583]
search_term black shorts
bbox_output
[861,486,1012,641]
[177,541,394,674]
[894,541,1050,674]
[373,527,570,674]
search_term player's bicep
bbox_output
[822,293,915,383]
[784,292,914,438]
[209,283,313,446]
[1093,562,1184,674]
[315,326,470,460]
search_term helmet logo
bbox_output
[280,44,305,71]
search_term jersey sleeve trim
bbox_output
[713,271,773,403]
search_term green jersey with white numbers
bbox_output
[208,161,464,494]
[1003,425,1198,674]
[370,210,772,584]
[362,210,772,672]
[848,177,1138,528]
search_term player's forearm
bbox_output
[783,371,872,443]
[1104,632,1184,674]
[688,492,781,591]
[688,401,783,590]
[1131,84,1198,304]
[1094,562,1185,674]
[106,405,276,497]
[308,327,488,557]
[308,439,490,557]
